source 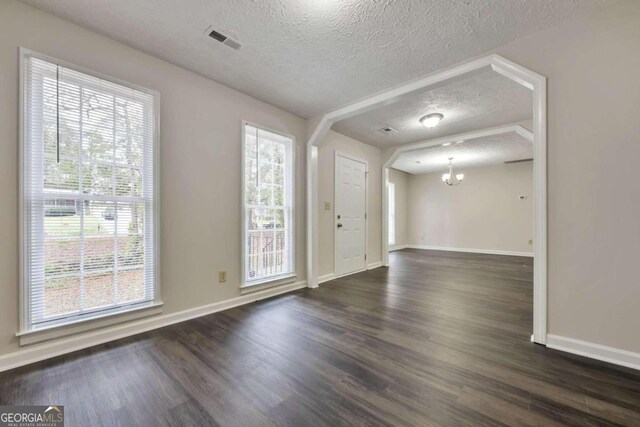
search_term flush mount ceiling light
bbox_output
[442,157,464,186]
[419,113,443,128]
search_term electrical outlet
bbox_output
[218,271,227,283]
[528,239,533,245]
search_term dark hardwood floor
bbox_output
[2,249,640,426]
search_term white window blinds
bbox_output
[21,51,159,331]
[243,123,294,285]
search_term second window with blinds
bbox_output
[242,123,295,287]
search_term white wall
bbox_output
[492,0,640,353]
[388,168,409,248]
[0,0,307,357]
[406,163,533,254]
[318,130,381,277]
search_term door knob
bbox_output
[337,223,343,228]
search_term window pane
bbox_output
[45,238,80,277]
[118,235,144,267]
[117,203,144,235]
[44,277,81,318]
[44,199,80,235]
[247,208,259,231]
[259,183,273,206]
[245,128,257,160]
[84,201,116,273]
[247,230,260,279]
[273,185,284,207]
[118,269,145,304]
[243,124,293,283]
[44,158,79,192]
[115,99,144,166]
[274,165,284,187]
[84,236,114,272]
[24,55,158,330]
[245,159,257,205]
[84,272,115,310]
[43,79,81,160]
[259,161,273,185]
[82,163,113,195]
[115,166,141,196]
[84,201,116,236]
[82,89,115,162]
[273,142,285,165]
[274,209,285,230]
[258,138,273,163]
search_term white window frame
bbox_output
[241,121,295,288]
[18,48,162,340]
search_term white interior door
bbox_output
[335,153,367,276]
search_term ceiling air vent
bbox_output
[378,126,398,135]
[205,26,243,50]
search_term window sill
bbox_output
[17,301,164,346]
[241,273,297,295]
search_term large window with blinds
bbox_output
[20,50,160,332]
[242,123,294,286]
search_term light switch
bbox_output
[324,201,331,210]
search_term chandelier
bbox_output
[442,158,464,186]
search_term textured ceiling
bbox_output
[392,131,532,175]
[332,69,532,148]
[21,0,616,118]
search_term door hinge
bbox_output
[365,213,367,220]
[365,253,367,260]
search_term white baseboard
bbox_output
[318,273,335,284]
[318,261,382,285]
[389,244,409,252]
[367,261,383,270]
[547,334,640,371]
[408,245,533,257]
[0,281,307,373]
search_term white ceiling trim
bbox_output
[389,124,533,175]
[386,122,532,167]
[308,55,494,147]
[308,55,541,148]
[332,69,532,148]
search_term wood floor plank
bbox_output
[1,249,639,425]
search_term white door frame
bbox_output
[334,151,368,278]
[306,54,547,345]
